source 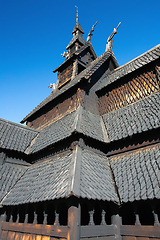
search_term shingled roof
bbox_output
[96,44,160,92]
[53,41,97,73]
[21,49,118,123]
[26,106,107,154]
[110,145,160,203]
[0,158,30,204]
[102,91,160,142]
[0,118,39,153]
[3,143,160,206]
[2,147,119,206]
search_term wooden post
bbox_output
[25,213,28,223]
[33,210,37,224]
[67,202,80,240]
[0,210,6,239]
[111,214,122,240]
[101,209,106,225]
[89,210,94,225]
[54,210,59,226]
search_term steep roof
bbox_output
[102,91,160,142]
[96,44,160,92]
[53,41,97,73]
[2,147,119,206]
[0,118,39,153]
[0,158,29,204]
[3,143,160,206]
[21,49,118,123]
[110,145,160,203]
[26,106,108,154]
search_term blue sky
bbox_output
[0,0,160,124]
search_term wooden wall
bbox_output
[98,67,159,116]
[58,64,73,89]
[27,88,85,130]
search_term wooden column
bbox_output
[111,214,122,240]
[67,201,81,240]
[0,210,7,238]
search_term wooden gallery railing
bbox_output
[0,211,67,240]
[0,208,160,239]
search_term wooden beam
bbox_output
[2,222,67,238]
[67,203,80,240]
[80,225,115,238]
[121,225,160,238]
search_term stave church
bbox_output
[0,10,160,240]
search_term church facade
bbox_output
[0,11,160,240]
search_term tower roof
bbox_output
[66,9,85,50]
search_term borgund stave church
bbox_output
[0,10,160,240]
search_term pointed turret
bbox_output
[66,9,85,55]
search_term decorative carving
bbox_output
[24,213,28,224]
[54,210,59,225]
[135,213,141,226]
[106,22,121,51]
[87,21,97,42]
[33,211,37,224]
[89,210,94,225]
[61,51,69,58]
[48,83,57,92]
[43,212,47,225]
[153,210,160,226]
[101,210,106,225]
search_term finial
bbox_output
[106,22,121,51]
[87,21,97,41]
[61,51,69,58]
[75,6,78,23]
[48,83,56,92]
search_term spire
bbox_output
[72,8,84,35]
[76,7,78,23]
[66,8,85,51]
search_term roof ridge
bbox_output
[96,44,160,92]
[70,145,82,197]
[110,44,160,75]
[21,49,114,123]
[0,117,39,133]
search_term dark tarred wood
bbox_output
[58,64,73,89]
[27,88,85,130]
[98,67,159,116]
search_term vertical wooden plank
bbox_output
[7,231,15,240]
[14,232,21,240]
[136,238,150,240]
[36,235,42,240]
[122,237,136,240]
[41,237,50,240]
[1,230,8,240]
[67,203,80,240]
[32,235,36,240]
[18,233,23,240]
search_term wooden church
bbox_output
[0,10,160,240]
